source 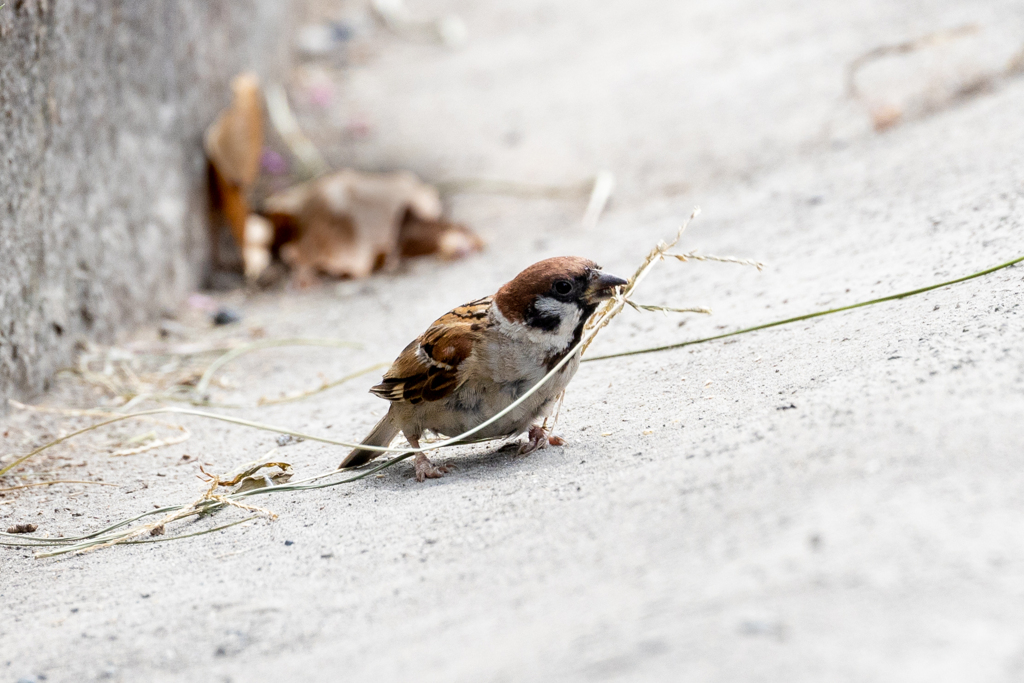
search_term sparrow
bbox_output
[339,256,628,481]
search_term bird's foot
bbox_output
[519,425,565,455]
[413,452,450,482]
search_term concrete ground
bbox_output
[3,1,1024,681]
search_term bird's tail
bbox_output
[339,410,400,469]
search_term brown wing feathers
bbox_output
[369,297,491,404]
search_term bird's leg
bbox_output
[406,435,449,482]
[519,424,565,455]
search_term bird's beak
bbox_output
[585,271,628,303]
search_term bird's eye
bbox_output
[553,280,574,296]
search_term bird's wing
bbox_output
[370,297,491,404]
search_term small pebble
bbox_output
[158,320,189,339]
[7,523,37,534]
[212,308,241,325]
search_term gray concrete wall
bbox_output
[0,0,290,408]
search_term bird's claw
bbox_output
[519,425,565,455]
[414,453,450,482]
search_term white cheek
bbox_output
[491,297,582,354]
[533,296,582,341]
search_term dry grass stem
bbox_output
[69,484,220,556]
[663,251,764,271]
[544,391,567,440]
[119,517,258,546]
[581,208,703,354]
[584,251,1024,362]
[7,400,192,459]
[0,406,374,479]
[0,480,118,493]
[207,494,277,519]
[111,427,191,456]
[36,467,276,556]
[624,300,712,315]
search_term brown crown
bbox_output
[494,256,598,322]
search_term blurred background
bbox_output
[287,0,1023,195]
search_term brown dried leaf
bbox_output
[212,461,293,488]
[267,169,446,283]
[6,523,37,534]
[399,214,483,260]
[234,469,293,493]
[205,73,265,270]
[205,73,264,188]
[210,168,251,259]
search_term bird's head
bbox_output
[494,256,627,333]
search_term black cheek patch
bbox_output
[524,300,562,331]
[543,303,597,371]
